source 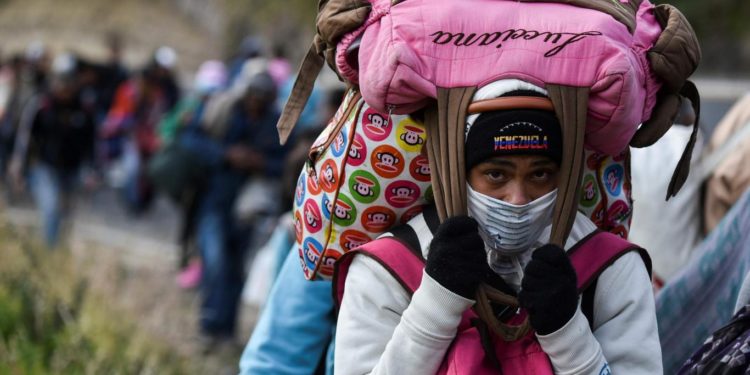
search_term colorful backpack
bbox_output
[294,89,432,279]
[334,229,651,373]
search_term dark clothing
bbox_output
[159,74,180,112]
[97,62,129,120]
[181,100,288,336]
[22,93,96,247]
[31,96,96,172]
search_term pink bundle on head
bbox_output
[337,0,668,155]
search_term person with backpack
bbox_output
[333,82,661,374]
[147,60,228,290]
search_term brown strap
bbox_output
[474,286,531,342]
[276,42,325,145]
[546,85,589,246]
[424,87,476,221]
[666,80,700,200]
[426,85,589,339]
[425,87,512,336]
[467,96,554,114]
[629,92,682,148]
[520,0,641,33]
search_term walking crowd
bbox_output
[3,1,750,374]
[0,34,343,358]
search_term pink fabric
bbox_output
[334,237,424,306]
[336,0,664,155]
[438,308,554,374]
[568,231,649,289]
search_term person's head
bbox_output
[194,60,227,96]
[49,53,78,103]
[238,36,264,60]
[242,71,276,117]
[153,46,177,71]
[465,107,562,205]
[464,94,563,253]
[25,41,46,66]
[106,32,123,62]
[75,58,99,87]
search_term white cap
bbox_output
[155,46,177,68]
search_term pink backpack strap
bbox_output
[333,237,425,308]
[569,230,652,292]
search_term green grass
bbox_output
[0,223,189,375]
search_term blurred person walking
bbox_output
[151,46,181,112]
[179,71,289,346]
[0,55,24,182]
[0,44,49,188]
[227,36,264,87]
[267,44,291,88]
[101,64,170,213]
[8,54,96,247]
[96,32,129,123]
[148,60,228,290]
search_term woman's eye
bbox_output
[486,170,506,181]
[531,170,551,180]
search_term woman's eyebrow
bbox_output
[482,159,516,168]
[531,159,557,167]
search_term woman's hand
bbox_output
[426,216,487,299]
[519,244,578,335]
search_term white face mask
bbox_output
[467,185,557,255]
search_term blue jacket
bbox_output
[180,102,287,212]
[239,248,335,375]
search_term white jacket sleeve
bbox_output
[536,251,662,375]
[334,255,474,375]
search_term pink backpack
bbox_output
[334,230,651,374]
[340,0,662,154]
[279,0,701,253]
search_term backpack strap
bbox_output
[546,85,589,247]
[666,81,700,200]
[569,230,652,290]
[276,42,325,145]
[569,230,652,328]
[334,237,425,308]
[386,203,440,256]
[423,87,476,221]
[277,0,372,145]
[333,206,439,307]
[580,279,598,329]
